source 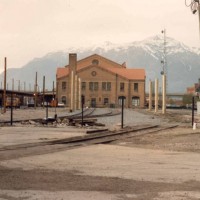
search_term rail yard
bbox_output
[0,107,200,200]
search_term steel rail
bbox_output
[0,125,178,161]
[0,108,120,124]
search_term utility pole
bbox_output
[28,83,30,91]
[56,78,58,107]
[155,78,159,113]
[53,81,55,100]
[197,1,200,38]
[161,28,167,88]
[18,80,20,91]
[24,81,26,91]
[12,78,14,91]
[34,72,38,109]
[162,74,166,114]
[3,57,7,113]
[43,76,45,108]
[53,80,57,119]
[149,80,152,111]
[161,29,167,114]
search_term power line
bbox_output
[161,29,168,93]
[185,0,200,39]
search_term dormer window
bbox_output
[92,59,99,65]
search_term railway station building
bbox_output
[56,53,146,110]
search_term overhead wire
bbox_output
[185,0,192,7]
[191,1,199,13]
[185,0,199,13]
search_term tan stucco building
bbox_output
[56,53,146,110]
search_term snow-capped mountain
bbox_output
[1,35,200,93]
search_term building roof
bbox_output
[64,54,123,70]
[57,67,69,79]
[57,54,145,80]
[107,68,145,80]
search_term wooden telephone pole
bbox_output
[3,57,7,113]
[34,72,38,109]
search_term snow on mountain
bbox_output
[0,35,199,93]
[132,35,196,56]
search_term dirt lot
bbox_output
[1,108,200,200]
[114,127,200,152]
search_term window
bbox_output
[92,59,99,65]
[91,98,96,107]
[102,82,111,91]
[104,98,109,105]
[61,96,66,105]
[62,82,66,90]
[120,82,125,92]
[81,82,86,90]
[107,82,111,91]
[132,97,140,106]
[89,82,98,91]
[134,83,139,92]
[118,96,126,106]
[91,71,97,76]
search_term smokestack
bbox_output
[69,53,77,73]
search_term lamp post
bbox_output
[119,96,125,129]
[185,0,200,38]
[81,95,84,127]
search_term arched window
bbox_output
[61,96,67,105]
[132,96,140,106]
[118,96,126,106]
[92,59,99,65]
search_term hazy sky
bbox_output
[0,0,199,71]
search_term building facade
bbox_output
[187,79,200,94]
[56,54,146,110]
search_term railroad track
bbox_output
[0,108,121,124]
[0,124,178,161]
[67,108,121,119]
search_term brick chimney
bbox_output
[69,53,77,73]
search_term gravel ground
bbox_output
[0,107,68,122]
[0,107,170,130]
[97,108,170,129]
[0,107,193,128]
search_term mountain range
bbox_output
[1,35,200,93]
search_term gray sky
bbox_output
[0,0,199,72]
